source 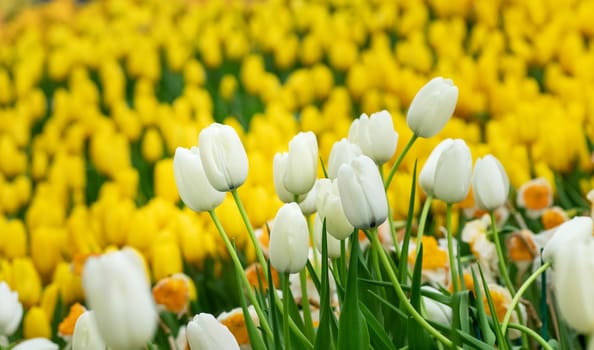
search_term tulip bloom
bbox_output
[174,147,226,212]
[82,248,158,350]
[199,123,248,191]
[348,110,398,164]
[542,216,593,264]
[0,281,23,336]
[419,138,472,203]
[72,311,106,350]
[283,131,319,196]
[313,214,343,259]
[472,155,510,211]
[269,203,310,273]
[11,338,59,350]
[327,138,362,179]
[186,313,240,350]
[316,178,354,240]
[337,155,388,229]
[273,153,303,203]
[406,77,459,138]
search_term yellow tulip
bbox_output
[12,258,42,308]
[141,127,164,164]
[53,262,84,306]
[219,75,238,101]
[2,219,27,259]
[23,306,51,339]
[150,232,183,281]
[40,283,60,325]
[154,157,180,203]
[31,226,66,279]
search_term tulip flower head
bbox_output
[11,338,59,350]
[472,155,510,211]
[173,147,226,212]
[186,313,240,350]
[406,77,459,138]
[348,110,398,164]
[72,311,106,350]
[199,123,248,191]
[327,138,362,179]
[0,281,23,337]
[337,155,388,229]
[419,138,472,203]
[316,178,354,240]
[276,131,318,197]
[313,214,343,259]
[269,203,310,273]
[542,216,593,264]
[82,248,158,350]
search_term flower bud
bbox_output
[269,203,310,274]
[72,311,106,350]
[273,152,303,203]
[173,147,226,212]
[0,281,23,336]
[82,248,158,350]
[186,313,240,350]
[11,338,58,350]
[542,216,593,264]
[199,123,248,191]
[472,155,510,211]
[348,110,398,164]
[422,286,452,326]
[284,132,318,195]
[313,214,342,259]
[327,139,362,179]
[316,178,354,240]
[406,77,458,138]
[337,155,388,229]
[419,139,472,203]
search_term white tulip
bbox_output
[313,214,343,259]
[11,338,58,350]
[472,155,510,211]
[337,155,388,229]
[406,77,459,138]
[422,286,452,326]
[419,138,472,203]
[327,138,362,179]
[83,248,158,350]
[173,147,226,212]
[298,181,318,215]
[284,131,318,195]
[348,110,398,164]
[186,313,240,350]
[269,203,310,273]
[0,281,23,336]
[72,311,106,350]
[316,178,354,240]
[542,216,593,264]
[273,152,304,203]
[199,123,248,191]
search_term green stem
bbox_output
[299,269,315,341]
[379,165,399,257]
[416,195,433,250]
[446,203,459,293]
[507,323,554,350]
[283,273,291,350]
[384,134,419,190]
[369,231,456,348]
[231,189,268,277]
[208,211,273,338]
[501,261,552,334]
[490,211,515,294]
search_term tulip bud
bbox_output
[284,132,319,195]
[406,77,459,138]
[82,248,158,350]
[298,181,318,215]
[348,111,398,164]
[11,338,59,350]
[313,214,342,259]
[472,155,510,211]
[273,152,304,203]
[327,138,362,179]
[173,147,226,212]
[316,178,354,240]
[419,138,472,203]
[337,155,388,229]
[72,311,106,350]
[269,203,310,274]
[422,286,452,326]
[0,281,23,336]
[198,123,248,191]
[186,313,240,350]
[542,216,593,264]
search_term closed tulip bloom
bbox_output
[316,178,354,240]
[298,181,318,215]
[72,311,106,350]
[406,77,459,138]
[419,139,472,203]
[348,110,398,164]
[82,248,158,350]
[0,281,23,336]
[313,214,342,259]
[327,138,362,179]
[542,216,593,264]
[273,152,303,203]
[199,123,248,191]
[472,155,510,211]
[186,313,240,350]
[269,203,310,273]
[173,147,226,212]
[337,155,388,229]
[11,338,58,350]
[284,132,318,195]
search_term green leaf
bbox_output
[338,233,370,350]
[451,290,471,349]
[360,302,397,350]
[235,268,267,350]
[477,265,510,350]
[471,269,496,346]
[267,261,283,349]
[315,219,337,350]
[399,160,418,284]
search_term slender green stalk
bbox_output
[490,211,514,294]
[299,269,315,341]
[282,273,291,350]
[307,215,319,269]
[384,134,419,190]
[416,195,433,250]
[379,165,399,257]
[369,231,456,348]
[208,211,273,337]
[501,261,552,334]
[231,189,268,277]
[446,203,459,293]
[507,323,554,350]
